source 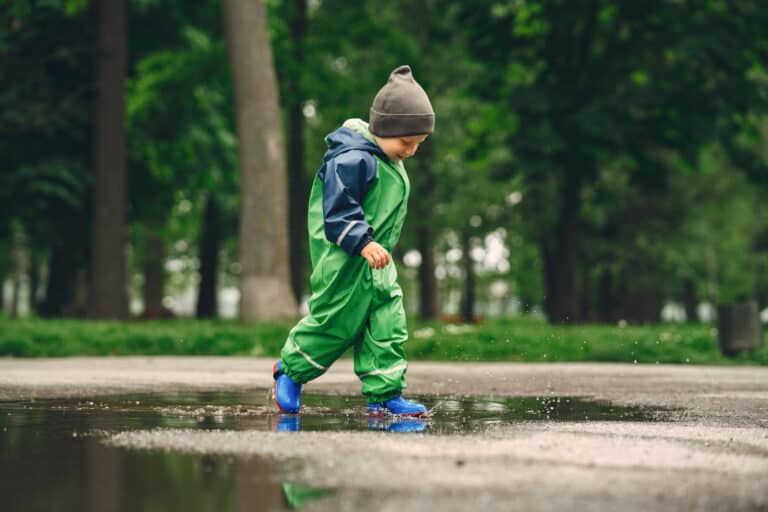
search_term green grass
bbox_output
[406,318,768,365]
[0,316,766,365]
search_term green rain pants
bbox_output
[280,251,408,403]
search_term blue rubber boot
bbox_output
[272,360,302,413]
[368,396,427,417]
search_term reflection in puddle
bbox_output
[0,391,673,511]
[282,482,336,508]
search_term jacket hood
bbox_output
[323,118,387,162]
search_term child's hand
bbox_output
[360,241,390,269]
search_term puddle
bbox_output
[0,391,674,511]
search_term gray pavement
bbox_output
[2,357,767,511]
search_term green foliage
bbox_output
[453,0,768,320]
[126,10,236,205]
[0,159,87,228]
[0,2,92,278]
[124,1,239,292]
[3,0,768,323]
[0,2,92,135]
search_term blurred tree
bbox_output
[459,227,476,322]
[223,0,298,320]
[391,0,464,320]
[9,224,24,319]
[5,0,766,324]
[126,3,236,319]
[412,142,440,319]
[272,0,309,303]
[1,1,93,317]
[141,224,165,317]
[459,0,768,323]
[88,0,128,319]
[0,248,5,314]
[721,115,768,310]
[195,194,220,318]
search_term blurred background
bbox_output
[1,0,767,337]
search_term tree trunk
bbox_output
[0,265,5,314]
[580,264,592,322]
[27,249,40,315]
[412,142,440,320]
[682,278,698,323]
[706,242,719,304]
[755,192,767,312]
[65,269,90,317]
[542,167,583,324]
[596,271,615,323]
[756,245,768,313]
[10,227,24,319]
[417,228,439,320]
[287,0,308,304]
[519,295,535,314]
[88,0,128,319]
[622,283,663,324]
[757,262,768,314]
[39,243,79,317]
[223,0,298,321]
[142,225,165,318]
[460,228,475,323]
[196,195,220,318]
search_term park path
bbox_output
[2,357,767,511]
[1,357,766,425]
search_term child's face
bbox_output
[374,134,429,163]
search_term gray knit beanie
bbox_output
[369,65,435,137]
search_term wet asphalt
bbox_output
[1,357,767,511]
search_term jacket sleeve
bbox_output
[321,151,378,255]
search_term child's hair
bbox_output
[369,65,434,137]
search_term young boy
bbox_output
[272,65,434,417]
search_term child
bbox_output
[272,65,434,417]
